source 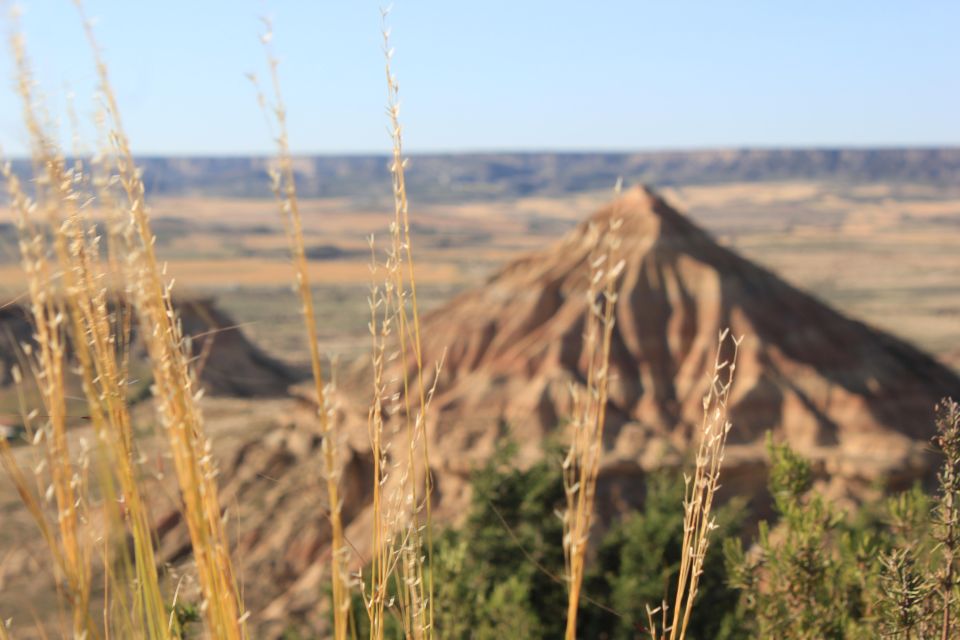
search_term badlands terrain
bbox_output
[150,185,960,633]
[0,153,959,635]
[0,176,951,368]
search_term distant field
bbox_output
[1,180,957,370]
[661,181,960,367]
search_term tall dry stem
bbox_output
[365,259,390,639]
[5,23,173,633]
[2,23,99,639]
[562,215,624,640]
[665,329,741,640]
[379,10,439,637]
[74,3,247,637]
[251,19,350,639]
[364,239,406,639]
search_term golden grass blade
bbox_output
[73,3,247,636]
[2,24,98,637]
[667,331,741,640]
[380,11,437,637]
[562,215,622,640]
[3,9,177,637]
[251,18,350,639]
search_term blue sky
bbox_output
[2,1,958,155]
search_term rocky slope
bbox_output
[165,186,960,634]
[0,297,298,409]
[407,186,960,497]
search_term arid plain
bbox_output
[2,180,948,369]
[1,177,959,635]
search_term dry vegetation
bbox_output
[0,4,958,640]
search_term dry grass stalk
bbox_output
[251,18,350,639]
[355,12,443,638]
[379,10,441,638]
[2,25,98,639]
[364,238,408,639]
[562,216,625,640]
[662,329,741,640]
[18,51,173,640]
[365,250,391,639]
[74,3,247,637]
[251,20,350,640]
[81,119,169,638]
[2,7,199,638]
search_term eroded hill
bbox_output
[174,187,960,635]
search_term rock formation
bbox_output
[407,186,960,504]
[0,297,299,404]
[165,186,960,634]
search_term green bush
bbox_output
[430,444,744,639]
[725,400,960,639]
[579,473,745,640]
[348,398,960,639]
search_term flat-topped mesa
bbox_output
[408,185,960,501]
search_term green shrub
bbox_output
[725,401,960,639]
[430,444,744,639]
[580,474,746,639]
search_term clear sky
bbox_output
[2,1,959,156]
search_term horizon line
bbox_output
[5,143,960,161]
